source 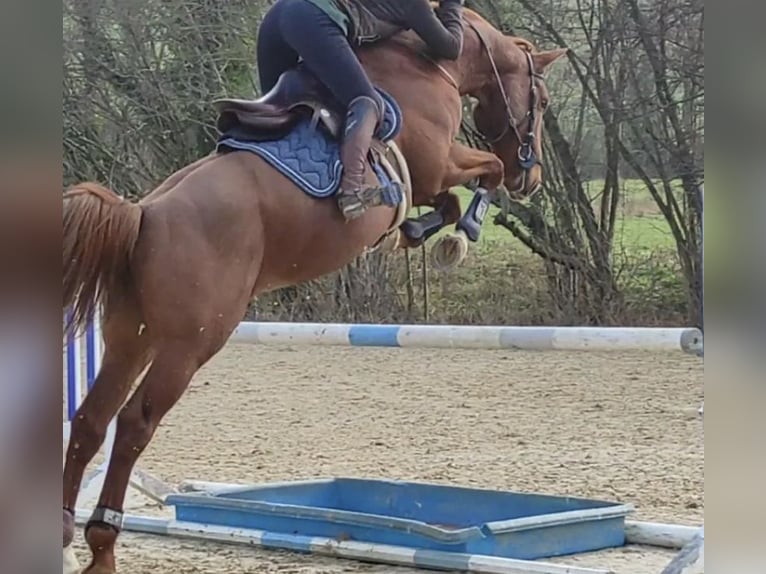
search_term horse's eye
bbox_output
[541,99,549,110]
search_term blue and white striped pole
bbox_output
[72,510,612,574]
[231,322,704,354]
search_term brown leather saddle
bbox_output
[213,68,344,140]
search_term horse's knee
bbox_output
[483,156,505,189]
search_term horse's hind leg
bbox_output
[81,330,236,574]
[63,307,151,564]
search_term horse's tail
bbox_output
[63,182,143,335]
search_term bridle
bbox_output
[469,22,543,169]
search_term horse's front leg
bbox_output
[442,143,504,243]
[423,144,504,270]
[442,142,505,190]
[401,143,503,244]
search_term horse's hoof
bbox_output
[430,230,469,272]
[83,524,117,574]
[63,546,81,574]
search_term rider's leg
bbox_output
[334,95,389,220]
[278,0,391,220]
[256,0,300,94]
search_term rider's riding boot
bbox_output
[336,95,388,221]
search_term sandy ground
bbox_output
[69,344,704,574]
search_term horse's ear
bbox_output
[531,48,568,74]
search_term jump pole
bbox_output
[231,322,704,354]
[660,529,704,574]
[72,509,613,574]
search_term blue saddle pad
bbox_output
[216,87,402,199]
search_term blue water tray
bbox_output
[166,477,633,560]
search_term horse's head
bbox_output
[461,12,567,199]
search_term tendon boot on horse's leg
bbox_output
[455,187,492,242]
[83,350,196,574]
[401,209,448,246]
[336,95,388,221]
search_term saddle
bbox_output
[212,67,414,254]
[213,67,344,141]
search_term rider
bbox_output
[256,0,466,221]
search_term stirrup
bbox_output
[337,186,387,221]
[337,183,402,221]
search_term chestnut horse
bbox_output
[62,9,565,573]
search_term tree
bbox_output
[468,0,703,325]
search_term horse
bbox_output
[62,8,566,573]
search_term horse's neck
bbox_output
[358,42,463,203]
[365,44,462,129]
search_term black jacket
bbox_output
[342,0,465,60]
